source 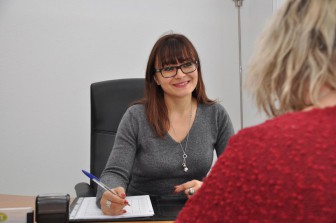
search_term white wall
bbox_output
[241,0,273,127]
[0,0,273,196]
[273,0,286,12]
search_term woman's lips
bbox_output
[173,81,189,88]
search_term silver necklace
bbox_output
[170,106,193,172]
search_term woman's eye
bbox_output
[183,62,192,67]
[163,67,175,71]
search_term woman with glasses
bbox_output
[96,33,234,215]
[176,0,336,222]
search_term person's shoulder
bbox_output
[199,102,226,112]
[229,110,307,144]
[221,106,336,165]
[127,104,145,113]
[124,104,145,119]
[198,102,230,118]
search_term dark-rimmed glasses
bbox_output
[155,61,198,78]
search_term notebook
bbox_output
[69,195,187,222]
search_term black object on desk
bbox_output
[36,194,70,223]
[69,195,187,222]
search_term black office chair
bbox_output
[74,78,145,197]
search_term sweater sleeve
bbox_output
[214,104,234,156]
[96,106,139,206]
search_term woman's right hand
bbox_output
[100,186,129,215]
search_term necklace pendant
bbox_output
[182,163,188,172]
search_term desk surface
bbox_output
[0,194,173,223]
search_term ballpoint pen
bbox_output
[82,170,130,206]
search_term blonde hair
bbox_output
[246,0,336,117]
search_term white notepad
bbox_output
[70,195,154,220]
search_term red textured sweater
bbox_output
[176,106,336,223]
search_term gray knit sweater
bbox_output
[96,103,234,204]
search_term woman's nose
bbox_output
[174,68,185,78]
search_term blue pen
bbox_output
[82,170,130,206]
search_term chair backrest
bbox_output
[90,78,145,192]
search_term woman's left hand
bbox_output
[174,180,203,198]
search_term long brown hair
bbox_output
[136,33,215,138]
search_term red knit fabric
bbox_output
[176,106,336,223]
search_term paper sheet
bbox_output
[0,207,34,223]
[70,195,154,220]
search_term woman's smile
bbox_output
[173,80,190,88]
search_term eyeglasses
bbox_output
[155,61,198,78]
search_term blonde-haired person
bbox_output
[176,0,336,222]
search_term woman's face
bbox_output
[154,59,198,100]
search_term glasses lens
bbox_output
[181,62,197,74]
[161,66,177,78]
[160,61,197,78]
